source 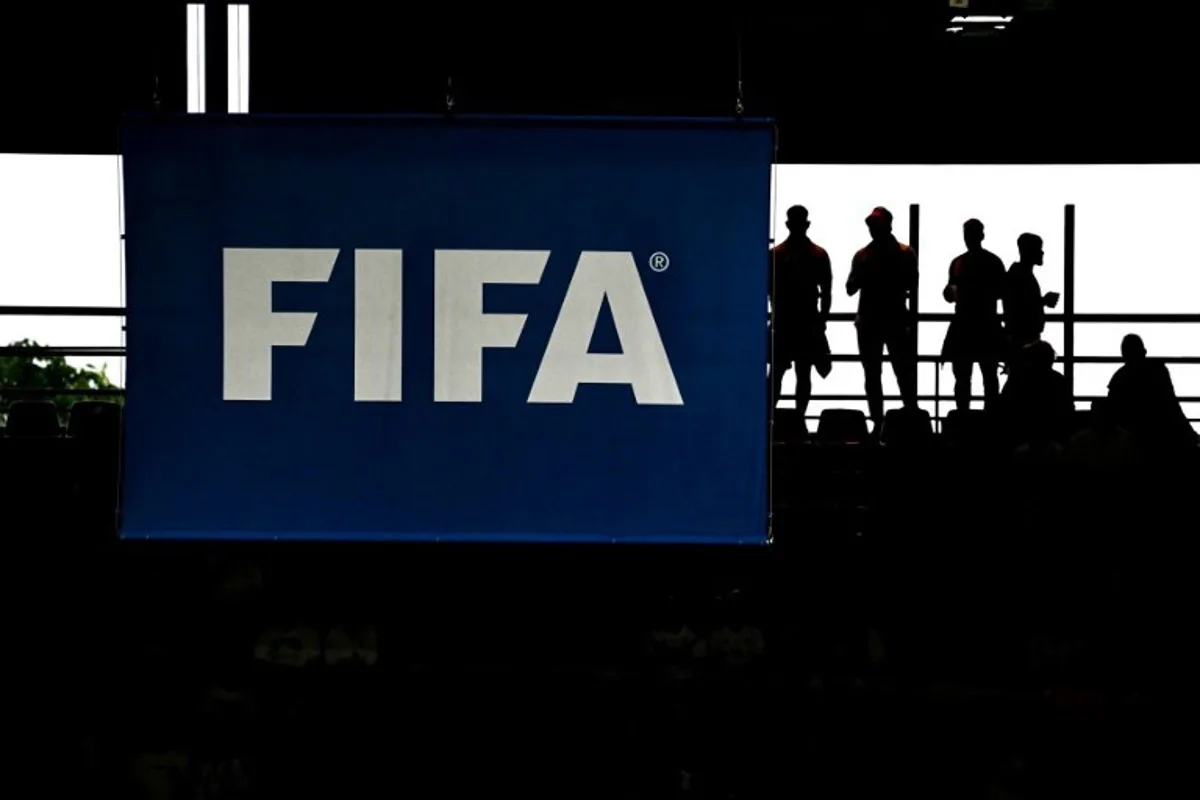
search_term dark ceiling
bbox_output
[1,1,1195,162]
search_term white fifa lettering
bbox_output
[354,250,404,401]
[433,249,548,403]
[222,248,679,405]
[222,247,337,401]
[528,252,683,405]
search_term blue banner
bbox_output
[120,115,772,543]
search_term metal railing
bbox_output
[2,206,1199,427]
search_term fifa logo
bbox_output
[222,248,683,405]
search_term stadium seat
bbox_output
[816,409,869,445]
[770,442,808,512]
[771,408,808,444]
[68,400,123,440]
[1069,408,1092,437]
[880,407,933,447]
[943,409,994,448]
[4,400,62,437]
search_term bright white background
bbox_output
[773,164,1200,429]
[0,4,250,388]
[3,160,1195,429]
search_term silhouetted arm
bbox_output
[943,259,958,304]
[1001,271,1017,326]
[767,249,776,312]
[818,249,833,321]
[847,251,863,296]
[991,256,1007,313]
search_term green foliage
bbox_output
[0,339,122,417]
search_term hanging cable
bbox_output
[151,8,161,111]
[735,16,745,116]
[443,19,456,113]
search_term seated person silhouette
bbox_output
[998,340,1073,450]
[1064,398,1140,475]
[1107,334,1197,454]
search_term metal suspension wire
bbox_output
[735,16,745,116]
[444,22,455,113]
[150,6,161,110]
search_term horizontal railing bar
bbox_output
[3,389,1198,403]
[9,348,1200,365]
[0,347,125,357]
[2,306,1198,325]
[786,416,1200,424]
[0,306,125,317]
[1071,356,1200,364]
[1054,314,1200,324]
[815,313,1200,324]
[0,388,125,397]
[815,355,1200,364]
[783,393,1200,403]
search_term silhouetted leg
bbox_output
[794,357,813,424]
[856,324,885,425]
[980,360,1000,410]
[952,360,974,413]
[885,323,918,410]
[770,358,791,410]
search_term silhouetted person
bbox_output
[769,206,833,421]
[1003,233,1059,359]
[1065,398,1140,475]
[1107,334,1197,454]
[999,340,1073,448]
[941,219,1006,412]
[848,206,918,428]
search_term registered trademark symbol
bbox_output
[649,252,670,272]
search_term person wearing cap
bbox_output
[1003,233,1059,360]
[847,206,919,427]
[941,219,1007,412]
[769,205,833,421]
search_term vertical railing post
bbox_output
[909,203,925,422]
[1064,204,1076,399]
[934,358,942,433]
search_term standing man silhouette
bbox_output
[1004,233,1060,359]
[942,219,1006,412]
[769,205,832,423]
[848,207,919,429]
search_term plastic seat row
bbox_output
[774,407,935,446]
[774,407,1097,447]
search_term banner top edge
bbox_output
[120,112,776,133]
